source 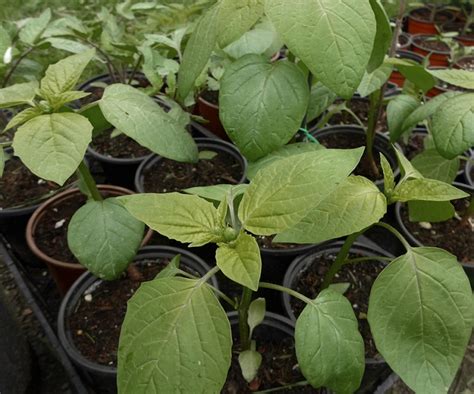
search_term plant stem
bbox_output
[0,141,12,148]
[198,265,220,285]
[76,161,103,201]
[300,72,313,131]
[321,231,362,290]
[366,91,381,178]
[2,47,34,87]
[461,196,474,227]
[259,282,313,305]
[374,222,411,251]
[238,286,253,351]
[82,39,119,83]
[127,54,143,85]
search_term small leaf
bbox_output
[238,348,262,383]
[408,201,455,223]
[5,106,42,130]
[118,277,231,393]
[329,282,351,295]
[184,184,248,202]
[0,81,38,109]
[248,298,266,337]
[395,148,423,180]
[357,63,393,98]
[68,198,145,280]
[296,289,365,393]
[392,179,468,202]
[48,90,90,109]
[79,102,112,137]
[368,248,474,393]
[216,232,261,291]
[198,150,218,160]
[19,9,51,45]
[156,255,181,279]
[367,0,392,72]
[381,154,395,198]
[428,69,474,90]
[411,150,459,184]
[307,82,338,122]
[384,58,436,93]
[118,193,225,247]
[387,94,420,142]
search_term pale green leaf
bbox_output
[387,94,420,142]
[0,81,38,109]
[248,298,266,337]
[396,148,423,180]
[12,113,92,185]
[431,93,474,160]
[19,9,51,45]
[265,0,376,98]
[118,193,225,247]
[45,37,93,55]
[392,179,469,202]
[411,150,460,184]
[99,84,198,163]
[220,55,309,161]
[275,176,386,244]
[118,277,231,393]
[239,148,364,235]
[329,282,351,295]
[238,349,262,383]
[357,63,393,98]
[49,90,90,109]
[368,248,474,393]
[68,198,145,280]
[307,82,338,122]
[155,255,181,279]
[184,184,248,202]
[367,0,392,72]
[381,153,395,197]
[428,69,474,90]
[296,289,365,393]
[216,232,261,291]
[5,106,42,130]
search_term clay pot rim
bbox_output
[197,93,219,110]
[26,185,153,270]
[411,34,452,55]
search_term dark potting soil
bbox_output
[400,197,474,264]
[201,89,219,106]
[413,36,450,52]
[223,331,319,393]
[398,34,410,48]
[0,159,69,210]
[329,99,387,132]
[68,259,198,367]
[289,252,386,359]
[142,150,243,192]
[411,8,453,23]
[91,129,151,159]
[399,133,426,160]
[457,57,474,71]
[317,132,384,181]
[256,235,302,251]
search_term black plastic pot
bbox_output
[394,182,474,286]
[310,125,401,188]
[282,241,394,392]
[465,154,473,187]
[134,137,248,193]
[57,246,218,393]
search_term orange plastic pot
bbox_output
[407,8,455,35]
[389,50,424,88]
[412,34,453,67]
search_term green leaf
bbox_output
[12,113,92,185]
[239,148,364,235]
[392,179,469,202]
[177,6,218,102]
[68,198,145,280]
[184,184,248,202]
[265,0,376,98]
[368,248,474,393]
[45,37,93,55]
[19,9,51,45]
[99,84,198,163]
[248,298,265,337]
[0,81,38,109]
[329,282,351,295]
[307,82,338,122]
[387,94,420,142]
[275,176,386,244]
[217,0,264,48]
[118,277,231,394]
[395,148,423,180]
[296,289,365,393]
[39,49,95,100]
[408,201,455,223]
[0,149,4,178]
[428,69,474,90]
[5,106,42,130]
[216,232,261,291]
[411,150,460,184]
[156,255,181,279]
[48,90,91,109]
[220,55,309,161]
[357,64,393,98]
[246,142,324,180]
[238,349,262,383]
[79,102,112,137]
[198,150,218,160]
[384,58,436,93]
[381,153,395,197]
[367,0,392,72]
[431,93,474,160]
[118,193,225,247]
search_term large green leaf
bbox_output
[217,0,264,48]
[0,82,38,109]
[239,148,364,235]
[39,49,95,100]
[408,201,455,223]
[19,9,51,45]
[118,277,231,393]
[392,179,468,202]
[411,150,460,184]
[265,0,376,98]
[428,69,474,90]
[357,63,393,98]
[176,6,218,102]
[68,198,145,280]
[246,142,324,180]
[12,113,92,185]
[307,82,338,122]
[296,289,365,393]
[367,0,392,72]
[216,232,261,290]
[118,193,225,247]
[275,176,386,244]
[387,94,420,142]
[368,248,473,393]
[219,55,309,161]
[431,93,474,160]
[99,84,198,163]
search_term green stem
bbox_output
[343,256,392,265]
[0,141,12,147]
[76,161,103,201]
[198,265,220,285]
[127,54,143,85]
[366,91,381,178]
[321,231,362,290]
[238,287,253,351]
[259,282,313,305]
[300,73,313,131]
[343,108,366,130]
[2,47,35,87]
[375,222,411,251]
[461,196,474,226]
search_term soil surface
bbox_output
[68,259,194,367]
[397,34,410,49]
[200,89,219,106]
[141,149,243,192]
[411,8,453,23]
[329,98,388,132]
[413,36,450,52]
[256,235,303,251]
[399,133,427,160]
[456,57,474,71]
[0,158,70,210]
[317,132,385,181]
[400,197,474,264]
[288,251,386,359]
[91,129,151,160]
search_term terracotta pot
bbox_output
[389,50,424,88]
[407,7,455,35]
[441,22,474,47]
[196,95,229,141]
[412,34,454,67]
[26,186,152,296]
[425,66,468,98]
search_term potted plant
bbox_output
[407,2,456,35]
